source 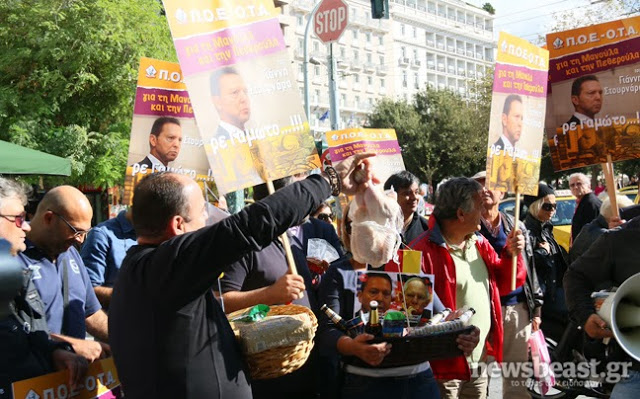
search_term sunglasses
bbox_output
[0,212,27,227]
[317,213,334,222]
[541,203,557,211]
[50,210,91,239]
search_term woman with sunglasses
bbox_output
[524,183,570,339]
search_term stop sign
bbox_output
[314,0,349,44]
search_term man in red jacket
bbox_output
[411,177,525,399]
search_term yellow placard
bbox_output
[547,16,640,59]
[162,0,279,39]
[12,358,121,399]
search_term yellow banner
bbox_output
[162,0,279,39]
[547,15,640,58]
[497,32,549,71]
[12,358,121,399]
[136,57,186,90]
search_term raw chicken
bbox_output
[348,182,404,266]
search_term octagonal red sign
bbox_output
[314,0,349,44]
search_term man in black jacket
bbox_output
[564,216,640,397]
[384,171,428,245]
[569,172,601,243]
[108,154,376,399]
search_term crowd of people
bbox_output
[1,159,639,399]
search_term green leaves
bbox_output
[0,0,175,187]
[367,87,489,187]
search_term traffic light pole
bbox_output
[328,42,340,130]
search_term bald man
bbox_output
[19,186,110,362]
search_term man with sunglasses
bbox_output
[0,177,88,394]
[472,171,543,398]
[20,186,109,362]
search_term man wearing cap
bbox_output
[473,171,543,398]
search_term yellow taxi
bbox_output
[499,189,574,252]
[620,185,639,204]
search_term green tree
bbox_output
[367,87,489,186]
[0,0,175,187]
[482,3,496,16]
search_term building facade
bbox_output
[281,0,495,136]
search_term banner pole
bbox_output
[602,154,619,220]
[511,191,520,292]
[266,180,302,287]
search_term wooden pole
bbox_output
[602,155,619,220]
[266,181,302,299]
[511,192,520,292]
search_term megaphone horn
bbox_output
[596,272,640,362]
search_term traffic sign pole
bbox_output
[328,43,340,130]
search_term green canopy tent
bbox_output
[0,140,71,176]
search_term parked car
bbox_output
[499,189,574,252]
[619,185,639,204]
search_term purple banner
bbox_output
[175,19,287,76]
[330,140,401,162]
[133,88,195,118]
[493,64,548,97]
[549,36,640,83]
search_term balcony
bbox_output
[411,59,421,68]
[398,57,410,66]
[379,87,386,94]
[353,83,361,91]
[376,66,387,76]
[364,63,376,72]
[426,40,434,47]
[351,62,362,71]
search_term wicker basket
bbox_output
[228,304,317,380]
[348,325,475,368]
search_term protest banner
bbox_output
[545,16,640,171]
[325,128,405,185]
[161,0,320,195]
[124,57,213,205]
[486,32,549,197]
[12,358,121,399]
[486,32,549,290]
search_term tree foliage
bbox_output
[367,87,489,186]
[0,0,175,187]
[481,3,496,16]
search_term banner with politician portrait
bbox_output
[162,0,320,194]
[124,57,213,204]
[353,271,435,326]
[486,32,549,196]
[546,16,640,171]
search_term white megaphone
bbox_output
[594,272,640,362]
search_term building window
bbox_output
[413,27,417,38]
[298,38,304,50]
[366,53,372,63]
[340,46,346,58]
[401,46,406,58]
[297,15,303,26]
[299,64,304,74]
[354,75,360,83]
[353,50,359,61]
[366,32,372,42]
[367,76,373,85]
[413,49,418,60]
[314,65,320,75]
[313,41,319,52]
[380,78,385,88]
[379,55,384,65]
[379,35,384,45]
[401,24,405,35]
[352,29,358,39]
[355,95,360,106]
